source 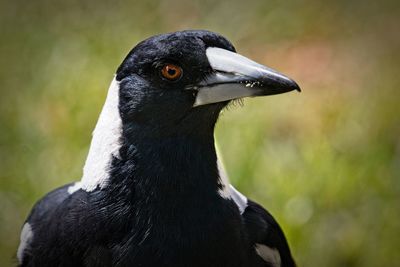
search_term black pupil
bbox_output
[167,68,176,76]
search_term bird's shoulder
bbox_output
[18,182,118,266]
[17,182,74,265]
[25,182,77,223]
[230,186,296,267]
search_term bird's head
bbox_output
[114,30,300,138]
[81,30,300,191]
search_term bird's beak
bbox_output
[192,47,300,107]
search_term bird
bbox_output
[17,30,300,267]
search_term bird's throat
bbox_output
[109,135,223,203]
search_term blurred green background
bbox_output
[1,0,399,266]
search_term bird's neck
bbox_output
[109,133,227,202]
[79,77,230,199]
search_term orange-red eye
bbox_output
[160,64,183,81]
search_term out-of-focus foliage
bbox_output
[0,0,399,266]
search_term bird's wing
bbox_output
[17,182,82,266]
[230,186,296,267]
[18,181,116,267]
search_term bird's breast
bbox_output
[114,197,251,267]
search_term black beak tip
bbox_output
[269,76,301,94]
[285,78,301,93]
[293,81,301,92]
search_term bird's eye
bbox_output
[160,64,183,81]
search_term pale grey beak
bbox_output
[192,47,300,107]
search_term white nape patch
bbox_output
[17,223,33,264]
[217,158,231,199]
[81,77,122,192]
[255,244,281,267]
[67,181,82,194]
[230,185,248,214]
[206,47,292,82]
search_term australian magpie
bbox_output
[17,30,300,267]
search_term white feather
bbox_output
[229,185,248,214]
[255,244,281,267]
[67,181,82,194]
[217,158,231,199]
[17,223,33,264]
[81,77,122,191]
